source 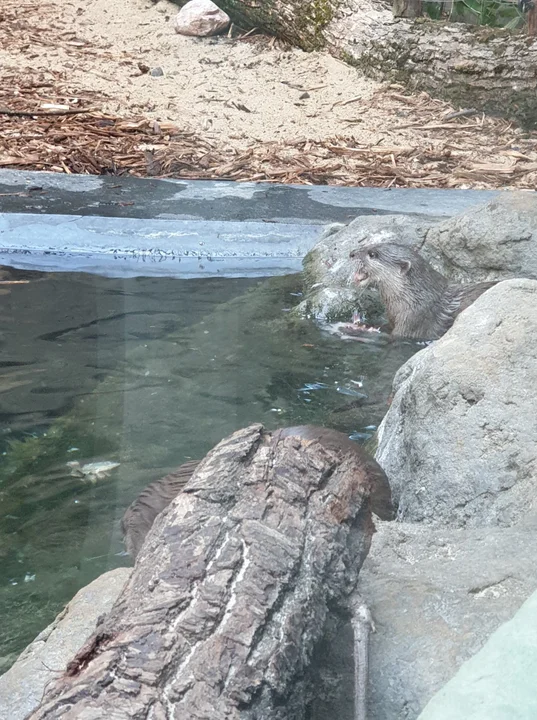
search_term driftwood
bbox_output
[28,423,389,720]
[174,0,537,125]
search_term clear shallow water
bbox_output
[0,267,417,672]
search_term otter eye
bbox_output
[367,249,379,260]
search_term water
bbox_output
[0,266,417,672]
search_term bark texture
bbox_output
[326,2,537,127]
[173,0,537,126]
[27,423,378,720]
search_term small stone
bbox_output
[173,0,230,37]
[150,66,164,77]
[299,92,310,99]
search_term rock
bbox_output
[376,278,537,527]
[423,191,537,284]
[299,192,537,323]
[0,568,131,720]
[150,66,164,77]
[297,215,429,322]
[173,0,231,37]
[417,588,537,720]
[357,520,537,720]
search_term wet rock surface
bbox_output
[0,568,131,720]
[298,215,430,322]
[300,192,537,323]
[356,275,537,719]
[358,521,537,720]
[416,588,537,720]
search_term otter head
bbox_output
[349,243,413,290]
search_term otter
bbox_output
[350,242,497,340]
[120,459,200,558]
[121,426,394,559]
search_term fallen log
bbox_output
[27,423,387,720]
[172,0,537,126]
[121,424,395,560]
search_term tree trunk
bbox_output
[27,424,378,720]
[175,0,537,127]
[325,2,537,128]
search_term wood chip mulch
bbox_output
[2,54,537,189]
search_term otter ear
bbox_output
[399,260,411,275]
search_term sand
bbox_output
[0,0,481,147]
[1,0,536,187]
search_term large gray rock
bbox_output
[358,520,537,720]
[0,568,131,720]
[299,192,537,322]
[423,191,537,284]
[376,278,537,527]
[298,215,429,321]
[417,587,537,720]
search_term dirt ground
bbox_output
[1,0,537,188]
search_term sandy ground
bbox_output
[0,0,511,146]
[1,0,537,187]
[2,0,419,146]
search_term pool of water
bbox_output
[0,266,418,672]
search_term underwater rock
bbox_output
[66,460,120,483]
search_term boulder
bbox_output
[0,568,131,720]
[173,0,231,37]
[423,191,537,284]
[417,588,537,720]
[376,278,537,527]
[299,192,537,323]
[298,215,429,322]
[358,520,537,720]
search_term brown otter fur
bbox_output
[121,426,394,559]
[350,242,497,340]
[120,459,199,558]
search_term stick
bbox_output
[0,108,96,117]
[349,593,376,720]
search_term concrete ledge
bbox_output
[0,170,501,278]
[0,213,320,278]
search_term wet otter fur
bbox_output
[350,242,497,340]
[121,459,199,558]
[121,426,394,559]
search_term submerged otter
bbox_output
[121,426,394,559]
[121,459,200,558]
[350,242,497,340]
